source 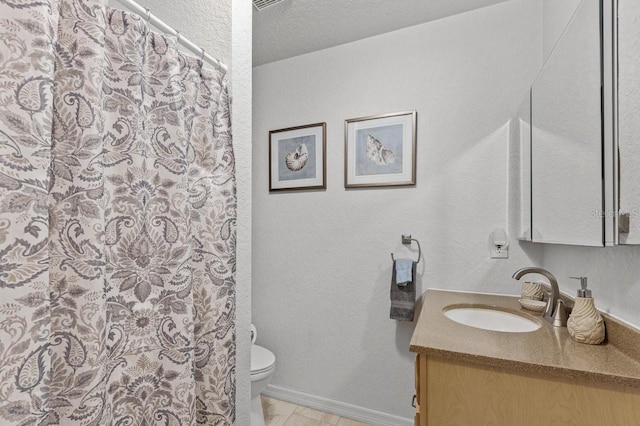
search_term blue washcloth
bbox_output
[395,259,414,286]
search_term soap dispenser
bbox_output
[567,277,605,345]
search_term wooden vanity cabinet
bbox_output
[413,353,640,426]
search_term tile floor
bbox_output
[261,396,372,426]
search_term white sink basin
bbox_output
[443,305,541,333]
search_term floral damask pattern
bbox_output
[0,0,235,424]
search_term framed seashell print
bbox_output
[344,111,417,188]
[269,122,326,191]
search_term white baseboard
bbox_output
[262,384,413,426]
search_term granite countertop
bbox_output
[410,289,640,388]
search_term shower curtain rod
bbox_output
[113,0,227,72]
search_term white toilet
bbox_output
[250,325,276,426]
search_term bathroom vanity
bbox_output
[410,290,640,425]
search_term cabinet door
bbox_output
[414,355,420,426]
[530,0,604,246]
[618,0,640,244]
[415,354,427,426]
[425,356,640,425]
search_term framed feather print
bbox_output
[269,122,326,191]
[344,111,417,188]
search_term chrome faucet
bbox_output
[512,267,567,327]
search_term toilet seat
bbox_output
[251,344,275,379]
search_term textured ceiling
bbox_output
[253,0,508,66]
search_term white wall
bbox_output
[543,245,640,327]
[252,0,543,419]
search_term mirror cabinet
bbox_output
[519,0,637,246]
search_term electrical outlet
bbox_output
[491,246,509,259]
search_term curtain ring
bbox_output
[175,30,181,46]
[200,48,206,61]
[144,7,151,24]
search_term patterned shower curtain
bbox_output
[0,0,236,424]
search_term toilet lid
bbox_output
[251,344,275,374]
